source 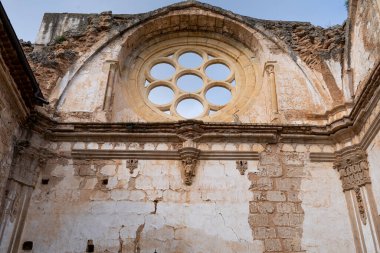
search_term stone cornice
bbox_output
[71,149,260,161]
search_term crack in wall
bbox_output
[133,223,145,253]
[118,225,125,253]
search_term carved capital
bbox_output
[334,148,371,191]
[236,160,248,175]
[179,147,200,185]
[127,159,138,174]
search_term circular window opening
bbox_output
[205,63,231,81]
[178,52,203,69]
[177,74,204,93]
[206,86,232,106]
[148,86,174,105]
[150,63,175,80]
[177,98,204,119]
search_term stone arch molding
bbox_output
[53,2,329,123]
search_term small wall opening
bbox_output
[87,240,94,252]
[22,241,33,251]
[102,179,108,185]
[41,178,49,185]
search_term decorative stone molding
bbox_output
[333,148,371,191]
[264,61,279,121]
[236,160,248,175]
[353,187,367,225]
[126,159,138,174]
[179,147,200,185]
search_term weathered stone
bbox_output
[266,191,286,202]
[264,239,282,252]
[252,227,276,239]
[283,238,302,251]
[286,166,305,177]
[250,177,273,190]
[249,214,269,227]
[277,227,301,239]
[256,165,283,177]
[289,213,304,226]
[287,191,301,202]
[257,202,275,214]
[275,178,301,191]
[276,202,295,213]
[273,213,290,226]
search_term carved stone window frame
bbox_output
[122,32,259,122]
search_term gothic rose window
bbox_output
[145,48,236,119]
[124,35,256,122]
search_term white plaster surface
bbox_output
[300,161,356,253]
[367,130,380,215]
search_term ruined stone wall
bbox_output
[22,3,350,124]
[18,141,355,253]
[350,0,380,94]
[0,55,26,209]
[0,53,37,252]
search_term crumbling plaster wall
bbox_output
[19,141,355,253]
[350,0,380,94]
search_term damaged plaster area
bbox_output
[21,158,263,253]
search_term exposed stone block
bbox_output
[289,213,304,226]
[249,214,269,226]
[283,238,302,251]
[281,153,305,166]
[252,227,276,239]
[252,191,266,201]
[250,177,273,190]
[257,202,275,214]
[249,201,258,213]
[276,202,295,213]
[277,227,301,238]
[286,166,305,177]
[275,178,301,191]
[264,239,282,252]
[273,213,290,226]
[256,165,283,177]
[287,191,301,202]
[266,191,286,202]
[78,166,96,176]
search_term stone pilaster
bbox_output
[334,147,380,252]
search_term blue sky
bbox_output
[2,0,347,42]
